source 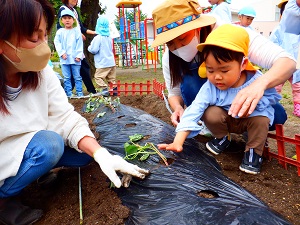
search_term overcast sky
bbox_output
[97,0,264,22]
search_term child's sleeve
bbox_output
[87,36,100,54]
[175,82,214,138]
[53,30,65,57]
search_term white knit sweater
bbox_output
[0,65,94,187]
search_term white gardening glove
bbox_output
[93,147,150,188]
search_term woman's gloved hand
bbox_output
[93,147,150,188]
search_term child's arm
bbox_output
[158,131,191,152]
[53,30,66,59]
[87,36,100,54]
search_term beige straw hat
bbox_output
[277,0,288,8]
[151,0,216,48]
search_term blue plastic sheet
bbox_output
[92,103,291,225]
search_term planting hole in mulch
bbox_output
[197,190,219,199]
[125,123,137,128]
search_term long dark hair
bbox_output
[169,25,212,88]
[280,2,287,16]
[0,0,55,114]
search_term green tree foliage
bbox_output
[48,0,106,73]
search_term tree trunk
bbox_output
[80,0,101,76]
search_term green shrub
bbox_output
[50,51,60,62]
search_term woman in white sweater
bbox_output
[0,1,148,224]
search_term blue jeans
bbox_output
[0,130,92,198]
[61,64,83,97]
[180,65,287,130]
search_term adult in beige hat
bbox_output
[151,0,295,132]
[159,24,282,175]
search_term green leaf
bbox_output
[124,143,139,155]
[97,112,106,117]
[129,134,144,142]
[139,153,150,161]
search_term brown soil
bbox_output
[20,68,299,225]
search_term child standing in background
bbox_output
[88,16,117,96]
[54,8,84,97]
[158,24,281,174]
[238,6,256,29]
[270,0,300,117]
[208,0,232,24]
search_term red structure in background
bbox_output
[107,80,300,176]
[265,125,300,176]
[143,18,165,72]
[107,79,164,97]
[116,0,144,68]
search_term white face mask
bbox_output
[3,41,51,72]
[171,35,199,62]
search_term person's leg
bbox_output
[275,83,284,94]
[80,58,96,94]
[71,64,83,97]
[0,130,64,225]
[61,64,73,97]
[106,66,118,95]
[269,102,287,131]
[240,116,270,174]
[54,146,93,168]
[0,131,64,198]
[202,106,229,138]
[106,66,117,87]
[244,116,270,156]
[291,81,300,117]
[202,106,231,155]
[94,67,110,89]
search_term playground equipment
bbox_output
[142,18,164,72]
[115,0,144,68]
[115,0,163,71]
[113,3,214,70]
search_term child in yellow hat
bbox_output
[158,24,281,174]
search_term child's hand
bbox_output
[62,53,67,60]
[75,57,81,62]
[157,143,183,152]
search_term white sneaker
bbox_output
[197,120,213,137]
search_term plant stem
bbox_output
[147,143,169,166]
[79,167,83,224]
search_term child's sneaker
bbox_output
[293,102,300,117]
[112,87,118,96]
[197,120,213,137]
[239,148,263,174]
[100,88,109,97]
[206,134,231,155]
[77,92,84,98]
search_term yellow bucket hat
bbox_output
[151,0,216,48]
[197,24,257,77]
[278,0,288,8]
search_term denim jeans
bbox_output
[61,64,83,97]
[0,130,92,198]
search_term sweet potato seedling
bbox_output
[124,134,169,166]
[85,94,120,116]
